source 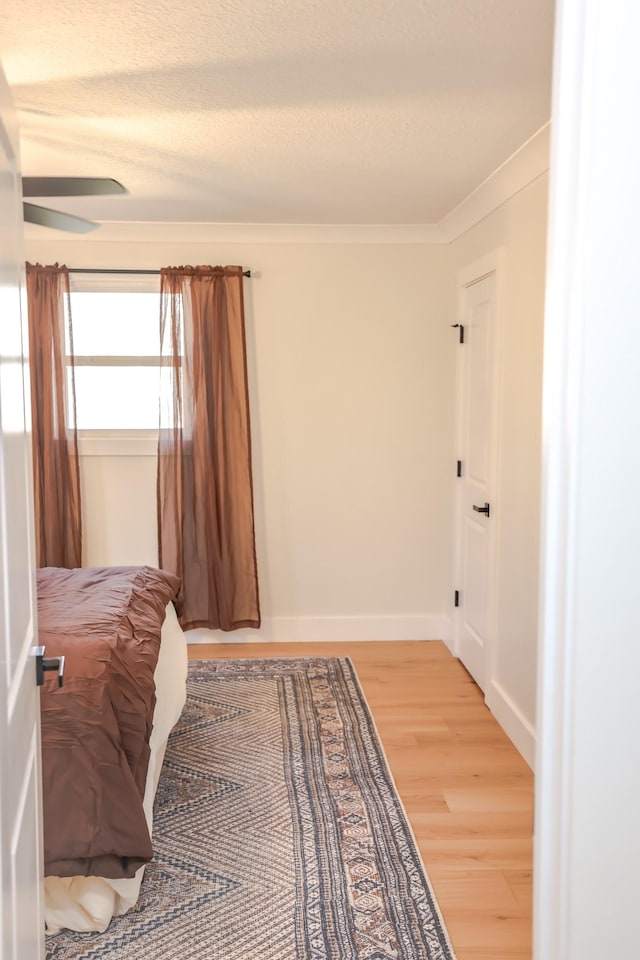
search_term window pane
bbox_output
[70,292,159,356]
[71,367,161,429]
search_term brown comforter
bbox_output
[37,566,181,879]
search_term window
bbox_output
[68,288,164,430]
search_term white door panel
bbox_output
[454,268,499,692]
[0,61,44,960]
[466,296,492,484]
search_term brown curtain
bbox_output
[157,265,260,630]
[25,263,82,568]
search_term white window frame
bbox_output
[68,272,162,456]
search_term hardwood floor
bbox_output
[187,639,534,960]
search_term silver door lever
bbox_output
[32,646,65,687]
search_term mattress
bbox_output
[44,601,188,934]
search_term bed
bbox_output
[36,565,188,934]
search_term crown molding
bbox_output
[439,123,550,242]
[23,220,447,245]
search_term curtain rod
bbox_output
[67,267,251,277]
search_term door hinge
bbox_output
[454,590,460,608]
[456,460,462,477]
[451,323,464,344]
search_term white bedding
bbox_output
[44,601,188,934]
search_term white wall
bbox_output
[448,172,549,756]
[79,444,158,566]
[26,237,455,643]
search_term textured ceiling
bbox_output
[0,0,555,228]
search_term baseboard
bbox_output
[186,614,449,645]
[485,678,536,770]
[439,615,455,655]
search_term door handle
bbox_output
[472,502,491,518]
[32,646,65,687]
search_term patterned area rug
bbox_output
[46,658,456,960]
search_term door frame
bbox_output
[534,0,640,957]
[452,249,505,699]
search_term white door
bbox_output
[0,65,45,959]
[453,263,500,691]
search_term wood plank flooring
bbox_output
[187,640,534,960]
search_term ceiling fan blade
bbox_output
[23,202,98,234]
[22,177,126,198]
